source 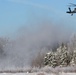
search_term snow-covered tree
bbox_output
[44,43,73,67]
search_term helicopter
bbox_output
[66,3,76,16]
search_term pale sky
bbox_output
[0,0,76,37]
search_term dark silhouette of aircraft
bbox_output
[66,3,76,16]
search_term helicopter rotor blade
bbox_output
[69,3,76,6]
[67,5,71,7]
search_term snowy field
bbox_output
[0,73,76,75]
[0,66,76,75]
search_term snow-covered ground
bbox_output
[0,66,76,75]
[0,73,76,75]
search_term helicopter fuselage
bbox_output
[66,11,76,13]
[66,8,76,15]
